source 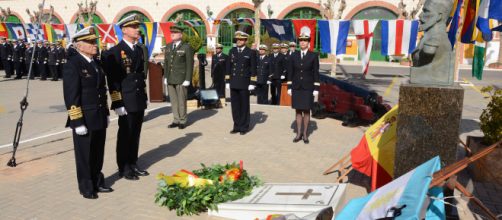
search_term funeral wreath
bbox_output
[154,161,262,216]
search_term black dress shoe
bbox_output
[119,171,139,180]
[293,134,303,143]
[230,129,239,134]
[82,192,98,199]
[97,186,114,193]
[132,167,149,176]
[303,136,309,144]
[178,124,186,129]
[168,123,179,128]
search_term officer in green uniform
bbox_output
[163,25,194,129]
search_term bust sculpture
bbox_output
[410,0,454,86]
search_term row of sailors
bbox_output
[0,38,67,81]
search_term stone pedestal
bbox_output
[394,83,464,177]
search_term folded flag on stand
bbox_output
[350,105,398,191]
[352,20,379,75]
[336,156,445,220]
[318,20,350,55]
[381,20,419,56]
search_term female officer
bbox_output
[287,32,320,144]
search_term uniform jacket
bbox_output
[225,46,257,89]
[0,43,13,61]
[102,40,147,112]
[48,48,60,65]
[287,50,320,91]
[63,52,109,130]
[36,46,48,64]
[13,44,24,62]
[211,52,228,80]
[269,53,286,80]
[256,54,272,85]
[163,41,194,85]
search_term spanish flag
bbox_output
[350,105,398,191]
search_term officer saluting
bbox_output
[225,31,257,135]
[102,14,149,180]
[211,43,228,98]
[256,44,272,104]
[63,26,113,199]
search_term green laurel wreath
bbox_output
[154,162,262,216]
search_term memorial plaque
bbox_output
[209,183,347,220]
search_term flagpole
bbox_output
[453,0,468,83]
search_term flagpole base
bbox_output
[394,83,464,178]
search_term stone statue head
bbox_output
[418,0,453,32]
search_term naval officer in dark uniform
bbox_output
[287,33,320,144]
[211,43,228,98]
[225,31,257,135]
[63,27,113,199]
[269,43,286,105]
[102,14,149,180]
[256,44,271,104]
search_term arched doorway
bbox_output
[218,8,254,53]
[351,7,398,61]
[41,14,62,24]
[5,15,22,23]
[167,9,207,53]
[118,10,151,22]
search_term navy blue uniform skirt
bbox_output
[291,89,314,111]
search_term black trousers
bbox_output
[117,110,144,173]
[58,63,64,78]
[49,65,58,80]
[2,59,12,77]
[14,62,23,78]
[230,88,250,131]
[38,63,47,80]
[256,84,269,104]
[213,77,225,98]
[270,80,282,105]
[72,129,106,195]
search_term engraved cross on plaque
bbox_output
[275,189,322,200]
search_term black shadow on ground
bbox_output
[186,109,218,127]
[144,105,171,122]
[105,132,202,186]
[249,111,268,131]
[289,119,319,137]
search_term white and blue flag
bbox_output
[318,20,350,55]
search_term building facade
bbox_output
[1,0,499,64]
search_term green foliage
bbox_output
[479,86,502,145]
[182,34,203,52]
[154,162,262,216]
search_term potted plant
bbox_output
[467,86,502,183]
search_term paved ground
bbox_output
[0,61,501,219]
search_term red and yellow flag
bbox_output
[350,105,398,191]
[0,23,8,38]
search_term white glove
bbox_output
[225,83,230,90]
[163,78,167,85]
[75,125,88,136]
[182,80,190,87]
[313,91,319,96]
[114,107,128,116]
[248,85,255,91]
[267,81,271,85]
[287,89,292,96]
[56,63,59,66]
[44,61,47,64]
[280,75,285,80]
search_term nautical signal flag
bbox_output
[96,24,118,44]
[447,0,464,48]
[477,0,502,41]
[261,19,295,42]
[6,23,26,40]
[139,22,158,58]
[0,23,9,39]
[352,20,379,75]
[461,0,481,44]
[318,20,350,55]
[381,20,419,56]
[292,19,317,51]
[24,23,45,42]
[51,24,66,40]
[159,22,175,43]
[350,105,398,191]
